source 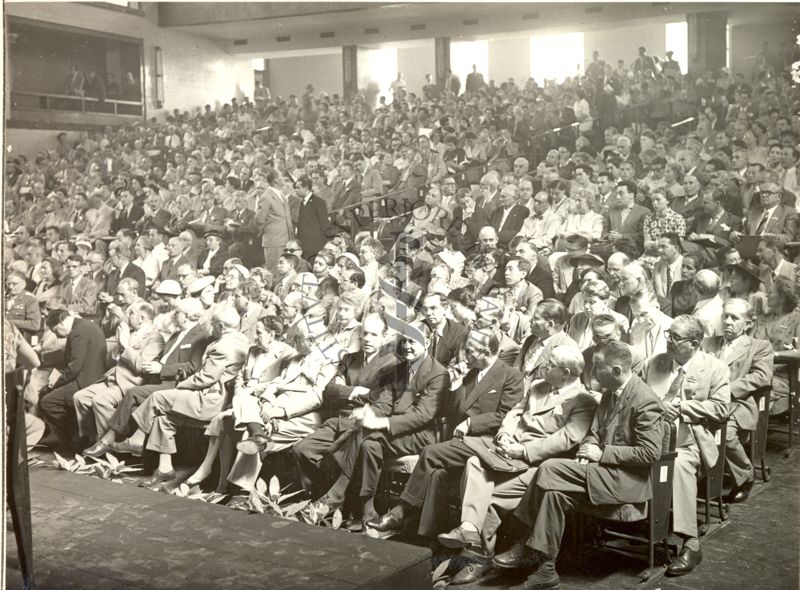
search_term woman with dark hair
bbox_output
[33,257,62,305]
[754,276,800,415]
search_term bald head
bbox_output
[693,269,720,298]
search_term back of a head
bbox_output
[536,298,568,328]
[693,269,720,297]
[595,340,633,373]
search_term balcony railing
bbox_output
[10,90,143,117]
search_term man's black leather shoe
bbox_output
[492,543,537,569]
[364,511,405,539]
[450,563,492,585]
[666,546,702,576]
[726,478,754,504]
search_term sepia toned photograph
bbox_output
[3,2,799,588]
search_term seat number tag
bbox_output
[759,397,766,411]
[660,465,669,483]
[714,429,722,444]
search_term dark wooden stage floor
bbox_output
[6,441,799,590]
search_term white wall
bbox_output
[488,37,532,86]
[584,22,668,69]
[268,53,342,99]
[397,43,435,97]
[6,2,255,118]
[730,22,797,79]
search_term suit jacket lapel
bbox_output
[461,361,500,412]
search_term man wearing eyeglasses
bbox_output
[740,182,798,241]
[641,315,730,577]
[57,254,98,318]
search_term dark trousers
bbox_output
[513,458,590,560]
[39,381,80,449]
[108,383,168,437]
[292,416,354,497]
[332,428,433,498]
[400,440,475,536]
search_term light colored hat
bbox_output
[154,279,182,296]
[337,252,362,269]
[188,275,215,296]
[231,264,250,280]
[175,298,204,320]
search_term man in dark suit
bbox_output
[422,292,469,367]
[467,252,501,298]
[331,160,361,211]
[294,176,329,261]
[513,240,556,300]
[293,314,399,499]
[490,186,529,249]
[111,189,144,233]
[39,309,108,452]
[314,321,449,524]
[708,298,773,504]
[191,192,229,227]
[157,237,190,284]
[603,181,650,245]
[688,190,742,248]
[103,242,146,298]
[91,298,211,455]
[492,342,663,589]
[398,235,432,290]
[449,193,490,254]
[366,328,524,539]
[226,192,258,264]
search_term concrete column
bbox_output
[687,11,728,77]
[435,37,451,86]
[342,45,358,99]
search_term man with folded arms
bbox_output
[491,342,663,590]
[365,328,523,539]
[708,299,773,504]
[438,344,597,586]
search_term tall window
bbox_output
[451,40,489,86]
[665,21,689,74]
[530,32,584,83]
[362,47,398,103]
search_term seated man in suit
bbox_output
[293,314,400,500]
[365,328,524,539]
[603,180,650,244]
[687,189,741,247]
[628,290,674,361]
[515,299,578,393]
[85,298,211,456]
[490,185,529,249]
[312,321,449,524]
[77,302,165,452]
[709,299,773,504]
[129,306,250,489]
[551,234,589,296]
[504,256,544,336]
[641,315,730,576]
[511,240,556,300]
[733,182,798,243]
[756,233,797,294]
[438,344,597,585]
[490,342,663,589]
[39,309,108,453]
[58,254,98,319]
[422,291,469,367]
[652,233,684,301]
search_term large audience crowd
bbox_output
[5,40,800,589]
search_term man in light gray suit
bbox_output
[76,302,165,448]
[256,170,294,271]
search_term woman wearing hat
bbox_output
[726,260,768,318]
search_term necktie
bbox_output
[430,331,439,360]
[665,264,673,295]
[664,367,685,402]
[755,212,768,235]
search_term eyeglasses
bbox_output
[664,330,693,344]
